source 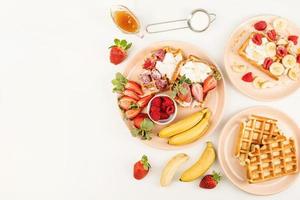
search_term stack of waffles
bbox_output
[235,115,298,183]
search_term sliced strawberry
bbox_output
[125,81,143,95]
[266,29,277,41]
[252,33,263,45]
[203,75,217,94]
[123,90,140,101]
[276,46,287,58]
[166,105,175,115]
[254,20,267,31]
[154,49,166,61]
[160,112,169,120]
[109,39,132,65]
[137,95,153,108]
[143,58,156,70]
[297,54,300,64]
[125,108,141,120]
[151,97,162,107]
[263,57,273,70]
[191,83,204,102]
[288,35,298,45]
[177,82,192,103]
[242,72,254,82]
[118,96,137,110]
[133,113,147,129]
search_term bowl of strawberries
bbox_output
[147,94,177,125]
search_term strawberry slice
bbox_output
[251,33,263,45]
[177,82,192,103]
[242,72,254,82]
[133,113,147,129]
[254,20,267,31]
[125,108,141,119]
[288,35,298,45]
[266,29,277,41]
[123,90,140,101]
[191,83,204,102]
[125,81,143,95]
[118,96,137,110]
[263,57,273,70]
[112,73,143,95]
[109,39,132,65]
[137,95,153,108]
[276,46,287,58]
[203,75,217,94]
[297,54,300,64]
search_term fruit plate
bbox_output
[224,15,300,101]
[218,106,300,195]
[122,40,225,150]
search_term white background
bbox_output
[0,0,300,199]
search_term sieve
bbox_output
[146,9,216,33]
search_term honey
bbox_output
[113,10,140,33]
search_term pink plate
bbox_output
[218,106,300,195]
[224,15,300,101]
[122,40,226,150]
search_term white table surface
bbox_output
[0,0,300,199]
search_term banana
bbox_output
[180,141,216,182]
[269,62,285,76]
[277,38,288,45]
[168,108,211,146]
[160,153,189,187]
[282,55,297,68]
[265,42,276,57]
[232,64,247,73]
[159,110,206,138]
[253,77,265,89]
[288,68,299,81]
[273,18,287,32]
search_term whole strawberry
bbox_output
[199,171,221,189]
[133,155,151,180]
[109,39,132,65]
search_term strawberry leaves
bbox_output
[140,155,151,170]
[112,72,128,93]
[111,38,132,50]
[131,118,154,140]
[212,171,222,183]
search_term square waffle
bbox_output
[246,135,298,183]
[235,115,281,165]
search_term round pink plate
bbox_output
[218,106,300,195]
[224,15,300,101]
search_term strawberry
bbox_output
[143,58,156,70]
[166,105,175,115]
[136,95,153,108]
[133,155,151,180]
[297,54,300,64]
[242,72,254,82]
[151,97,162,107]
[251,33,263,45]
[276,46,287,58]
[203,75,217,94]
[177,82,192,103]
[162,96,173,106]
[199,171,221,189]
[288,35,298,45]
[123,90,140,101]
[263,57,273,70]
[125,108,141,120]
[191,83,203,102]
[254,20,267,31]
[154,49,166,61]
[112,73,143,95]
[109,39,132,65]
[118,96,137,110]
[160,112,169,120]
[266,29,277,41]
[131,115,154,140]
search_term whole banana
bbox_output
[168,108,211,145]
[160,153,189,187]
[180,141,216,182]
[159,110,205,138]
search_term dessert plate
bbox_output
[218,106,300,195]
[122,40,226,150]
[224,15,300,101]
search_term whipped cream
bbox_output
[155,52,182,80]
[180,61,212,83]
[245,38,268,65]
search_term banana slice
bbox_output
[261,81,276,89]
[253,77,265,89]
[232,64,247,73]
[287,41,297,55]
[273,18,288,32]
[282,55,296,68]
[265,42,277,57]
[277,38,288,45]
[288,68,299,80]
[269,62,285,76]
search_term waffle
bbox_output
[238,32,279,80]
[246,135,298,183]
[235,115,281,165]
